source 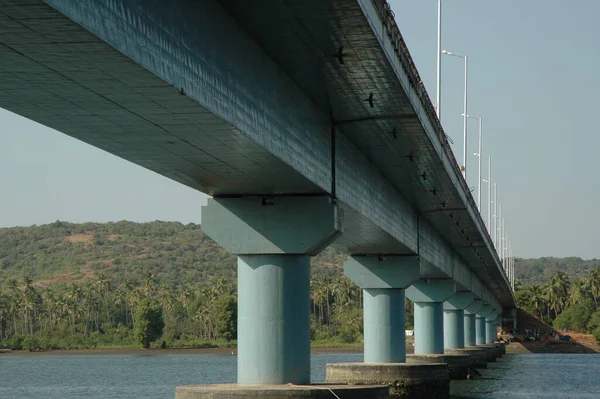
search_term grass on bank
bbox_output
[1,330,363,352]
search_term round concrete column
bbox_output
[364,288,406,362]
[238,255,310,384]
[443,309,464,349]
[476,315,487,345]
[414,302,444,354]
[486,319,497,343]
[464,313,477,347]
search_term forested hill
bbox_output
[0,221,346,287]
[515,257,600,285]
[0,220,596,288]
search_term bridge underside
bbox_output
[0,0,411,254]
[0,0,513,306]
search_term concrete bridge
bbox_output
[1,0,515,397]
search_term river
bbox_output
[1,352,599,398]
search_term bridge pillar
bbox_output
[464,300,483,347]
[476,305,493,345]
[326,256,450,397]
[443,292,474,349]
[444,299,487,370]
[407,279,456,354]
[486,314,499,344]
[342,256,420,362]
[202,197,342,385]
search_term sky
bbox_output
[1,0,599,259]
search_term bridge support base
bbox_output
[175,384,389,399]
[185,197,342,386]
[326,363,449,399]
[444,347,487,369]
[407,354,471,379]
[446,348,488,369]
[473,344,500,362]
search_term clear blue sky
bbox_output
[1,0,598,259]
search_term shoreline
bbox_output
[3,337,599,356]
[0,346,363,356]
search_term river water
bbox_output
[1,352,599,398]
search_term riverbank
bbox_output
[505,332,600,354]
[0,346,363,356]
[4,335,598,356]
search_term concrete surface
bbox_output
[407,354,471,379]
[326,362,449,399]
[175,384,389,399]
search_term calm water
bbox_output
[1,353,599,398]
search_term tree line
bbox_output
[0,272,377,351]
[516,268,600,342]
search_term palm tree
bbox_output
[587,268,600,306]
[545,271,570,318]
[569,278,590,305]
[526,284,546,319]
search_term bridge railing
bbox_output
[370,0,510,288]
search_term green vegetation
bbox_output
[516,269,600,342]
[0,221,346,286]
[5,220,600,349]
[515,257,600,286]
[0,221,371,350]
[0,270,370,350]
[134,300,165,348]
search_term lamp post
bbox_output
[436,0,442,118]
[465,115,483,209]
[487,157,491,229]
[509,239,512,287]
[493,184,498,247]
[497,202,502,259]
[442,50,468,178]
[502,217,506,270]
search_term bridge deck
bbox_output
[0,0,513,307]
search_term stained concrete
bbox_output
[407,354,471,379]
[445,348,488,369]
[326,363,449,399]
[175,384,389,399]
[476,344,503,361]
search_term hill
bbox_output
[515,257,600,285]
[0,221,346,287]
[2,221,598,288]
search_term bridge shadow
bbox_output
[513,340,598,354]
[504,308,599,354]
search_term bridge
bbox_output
[1,0,515,397]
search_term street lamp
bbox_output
[494,184,498,247]
[486,157,491,229]
[436,0,442,118]
[498,202,502,260]
[442,50,468,179]
[465,115,482,209]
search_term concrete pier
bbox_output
[486,314,500,344]
[237,255,311,383]
[476,305,493,346]
[447,347,488,369]
[408,279,456,355]
[464,300,483,347]
[177,197,387,397]
[443,292,475,350]
[326,363,449,399]
[407,354,471,379]
[176,385,389,399]
[326,257,449,398]
[364,288,406,363]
